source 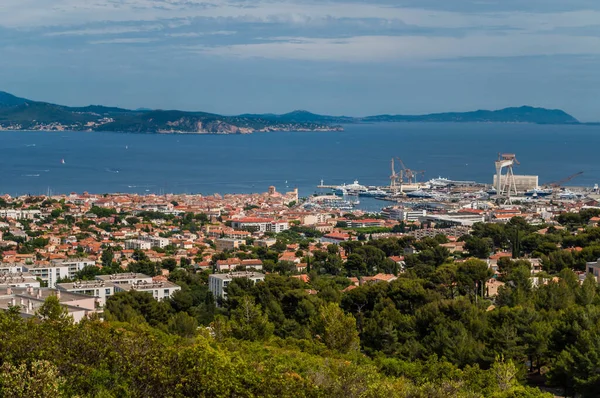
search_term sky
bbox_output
[0,0,599,121]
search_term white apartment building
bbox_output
[114,280,181,300]
[0,209,41,220]
[95,273,153,285]
[54,258,96,277]
[0,287,98,323]
[56,280,116,307]
[124,239,152,250]
[0,272,40,288]
[382,207,426,222]
[208,272,265,299]
[231,218,289,234]
[22,263,70,288]
[137,236,170,248]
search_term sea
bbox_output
[1,122,599,212]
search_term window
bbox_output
[105,288,111,295]
[164,289,169,296]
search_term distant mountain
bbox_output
[361,106,579,124]
[0,91,581,134]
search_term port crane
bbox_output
[494,153,519,203]
[395,158,423,184]
[545,171,584,188]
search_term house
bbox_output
[485,279,505,297]
[216,258,242,272]
[240,259,263,271]
[321,232,351,245]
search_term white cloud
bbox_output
[166,30,236,37]
[89,37,159,44]
[1,0,600,34]
[44,24,164,36]
[192,34,600,61]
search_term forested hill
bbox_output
[0,90,579,134]
[0,91,342,134]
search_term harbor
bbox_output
[316,155,598,212]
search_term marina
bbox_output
[317,155,597,209]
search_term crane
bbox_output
[395,158,423,184]
[546,171,583,188]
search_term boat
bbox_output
[428,177,451,188]
[359,189,388,198]
[559,189,579,200]
[309,195,356,210]
[406,189,435,199]
[60,158,65,164]
[487,187,497,195]
[524,188,553,197]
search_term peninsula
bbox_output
[0,90,580,134]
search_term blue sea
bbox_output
[1,123,599,211]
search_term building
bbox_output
[215,238,245,252]
[0,287,98,323]
[0,209,41,220]
[231,218,289,233]
[345,219,385,228]
[55,258,96,276]
[382,207,426,222]
[22,263,70,288]
[587,259,600,282]
[321,232,351,245]
[139,236,170,249]
[253,238,277,248]
[95,273,154,285]
[114,280,181,300]
[56,280,115,307]
[124,239,152,250]
[215,258,242,272]
[208,272,265,299]
[493,174,538,192]
[0,272,40,288]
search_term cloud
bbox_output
[166,30,236,37]
[44,24,164,37]
[193,34,600,62]
[89,38,159,44]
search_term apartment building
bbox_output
[208,272,265,299]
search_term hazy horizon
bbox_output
[1,1,600,121]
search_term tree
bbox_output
[316,302,360,354]
[37,295,68,321]
[101,247,114,267]
[168,312,198,338]
[229,296,274,341]
[0,360,64,398]
[464,236,493,259]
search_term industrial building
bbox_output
[493,174,538,192]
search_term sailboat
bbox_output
[60,158,65,164]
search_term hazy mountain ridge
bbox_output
[0,91,580,134]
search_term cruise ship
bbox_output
[359,189,388,198]
[333,180,368,196]
[524,188,553,197]
[406,189,435,199]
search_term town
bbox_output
[2,184,600,396]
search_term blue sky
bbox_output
[1,0,600,120]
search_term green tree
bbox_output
[316,302,360,354]
[229,296,274,341]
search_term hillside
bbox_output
[0,91,580,133]
[0,92,342,134]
